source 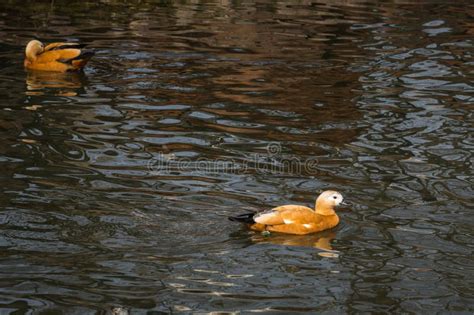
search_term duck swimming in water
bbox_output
[24,40,94,72]
[229,190,345,235]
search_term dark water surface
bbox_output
[1,1,473,313]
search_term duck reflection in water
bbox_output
[25,70,88,96]
[251,229,337,251]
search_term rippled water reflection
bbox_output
[0,1,473,313]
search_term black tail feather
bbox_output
[228,212,256,224]
[71,51,95,61]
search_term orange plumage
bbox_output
[24,40,94,72]
[229,190,346,235]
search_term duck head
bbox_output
[315,190,344,215]
[25,40,44,61]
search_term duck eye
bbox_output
[333,196,337,199]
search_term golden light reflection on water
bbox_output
[25,70,86,96]
[251,230,337,252]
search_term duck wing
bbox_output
[44,42,87,51]
[36,49,81,63]
[254,205,316,225]
[35,48,94,71]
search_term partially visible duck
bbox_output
[24,40,94,72]
[229,190,346,235]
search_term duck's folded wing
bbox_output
[36,49,82,64]
[279,206,317,224]
[271,205,314,213]
[253,209,284,225]
[254,205,315,225]
[44,42,86,51]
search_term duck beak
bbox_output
[339,201,350,207]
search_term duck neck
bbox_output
[314,200,337,216]
[25,49,37,61]
[25,44,41,61]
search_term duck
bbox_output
[24,40,94,72]
[229,190,346,235]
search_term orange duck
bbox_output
[24,40,94,72]
[229,190,346,235]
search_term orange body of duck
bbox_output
[24,40,94,72]
[229,190,345,235]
